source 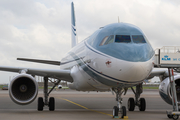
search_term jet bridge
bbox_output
[154,46,180,68]
[155,46,180,120]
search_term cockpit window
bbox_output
[99,36,108,46]
[104,35,114,45]
[115,35,131,43]
[132,35,146,43]
[99,35,114,46]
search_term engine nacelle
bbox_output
[58,85,62,89]
[159,75,180,105]
[9,74,38,105]
[68,83,76,90]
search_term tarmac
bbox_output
[0,89,174,120]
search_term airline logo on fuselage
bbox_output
[162,55,171,61]
[105,59,112,68]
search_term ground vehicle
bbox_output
[2,86,8,90]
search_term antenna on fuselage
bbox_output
[118,16,120,23]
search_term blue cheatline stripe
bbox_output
[84,42,108,57]
[68,52,141,85]
[72,25,76,31]
[83,42,143,83]
[71,28,76,36]
[86,64,139,83]
[72,29,76,36]
[61,58,81,65]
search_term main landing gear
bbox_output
[37,77,60,111]
[127,83,146,111]
[112,88,127,118]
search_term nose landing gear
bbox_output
[112,88,127,118]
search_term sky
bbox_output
[0,0,180,83]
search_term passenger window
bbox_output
[115,35,131,43]
[104,35,114,45]
[99,36,108,46]
[132,35,146,43]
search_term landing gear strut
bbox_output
[112,88,127,118]
[128,83,146,111]
[37,77,60,111]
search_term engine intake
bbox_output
[159,75,180,105]
[9,74,38,105]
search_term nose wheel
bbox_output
[121,106,127,118]
[112,88,127,118]
[113,106,119,117]
[113,106,126,118]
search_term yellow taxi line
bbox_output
[59,97,129,119]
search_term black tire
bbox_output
[139,98,146,111]
[38,97,44,111]
[167,115,173,119]
[49,97,55,111]
[121,106,126,118]
[113,106,119,118]
[128,98,135,111]
[172,115,179,120]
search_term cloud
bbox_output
[0,0,179,83]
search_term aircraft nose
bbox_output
[119,63,146,81]
[117,60,153,82]
[130,64,150,81]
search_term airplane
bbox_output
[0,2,179,119]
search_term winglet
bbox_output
[71,2,77,48]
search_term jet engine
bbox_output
[159,75,180,105]
[58,85,62,89]
[9,74,38,105]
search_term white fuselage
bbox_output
[60,40,154,91]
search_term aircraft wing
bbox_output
[146,69,168,80]
[17,58,61,66]
[0,66,73,82]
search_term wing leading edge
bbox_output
[146,69,167,80]
[0,66,73,82]
[17,58,61,66]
